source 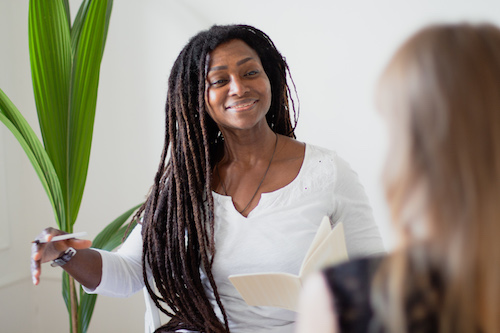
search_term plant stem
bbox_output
[69,276,78,333]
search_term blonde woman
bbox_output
[296,22,500,333]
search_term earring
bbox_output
[215,131,224,144]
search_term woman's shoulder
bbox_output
[279,139,364,193]
[301,142,358,179]
[279,136,340,161]
[303,142,338,159]
[302,142,355,171]
[276,135,306,161]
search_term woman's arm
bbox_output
[331,154,386,258]
[82,224,145,297]
[296,272,338,333]
[31,224,144,296]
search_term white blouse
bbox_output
[85,144,385,333]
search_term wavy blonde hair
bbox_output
[373,23,500,333]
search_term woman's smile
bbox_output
[226,99,258,111]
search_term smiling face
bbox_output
[205,39,272,133]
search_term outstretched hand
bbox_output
[31,227,92,285]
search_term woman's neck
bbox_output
[219,127,277,165]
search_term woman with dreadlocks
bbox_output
[31,24,384,332]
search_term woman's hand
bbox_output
[31,227,92,285]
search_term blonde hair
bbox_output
[373,23,500,333]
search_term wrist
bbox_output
[51,247,76,267]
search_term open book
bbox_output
[228,216,348,312]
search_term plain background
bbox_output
[1,0,500,332]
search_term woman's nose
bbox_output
[228,77,249,96]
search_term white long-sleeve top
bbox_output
[85,144,385,332]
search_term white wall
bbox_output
[2,0,500,332]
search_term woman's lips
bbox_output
[226,99,258,111]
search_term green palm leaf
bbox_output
[71,0,111,59]
[29,1,72,229]
[62,271,71,315]
[29,0,113,231]
[70,0,91,54]
[67,0,113,227]
[0,89,65,228]
[61,0,71,31]
[92,203,142,250]
[61,271,79,330]
[79,292,97,333]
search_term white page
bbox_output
[299,222,348,279]
[228,272,302,311]
[298,216,331,275]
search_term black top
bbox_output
[323,256,441,333]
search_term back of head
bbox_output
[375,23,500,333]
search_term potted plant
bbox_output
[0,1,141,332]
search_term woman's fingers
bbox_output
[31,242,41,285]
[31,227,69,285]
[68,238,92,250]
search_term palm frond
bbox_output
[29,1,72,230]
[0,89,65,228]
[67,0,113,226]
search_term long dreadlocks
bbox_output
[132,24,299,332]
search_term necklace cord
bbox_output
[216,132,279,214]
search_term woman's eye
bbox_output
[210,79,226,86]
[245,70,259,77]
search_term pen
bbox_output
[32,232,88,244]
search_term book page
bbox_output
[299,216,331,273]
[228,272,302,311]
[299,222,348,279]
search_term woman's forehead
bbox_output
[208,40,260,66]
